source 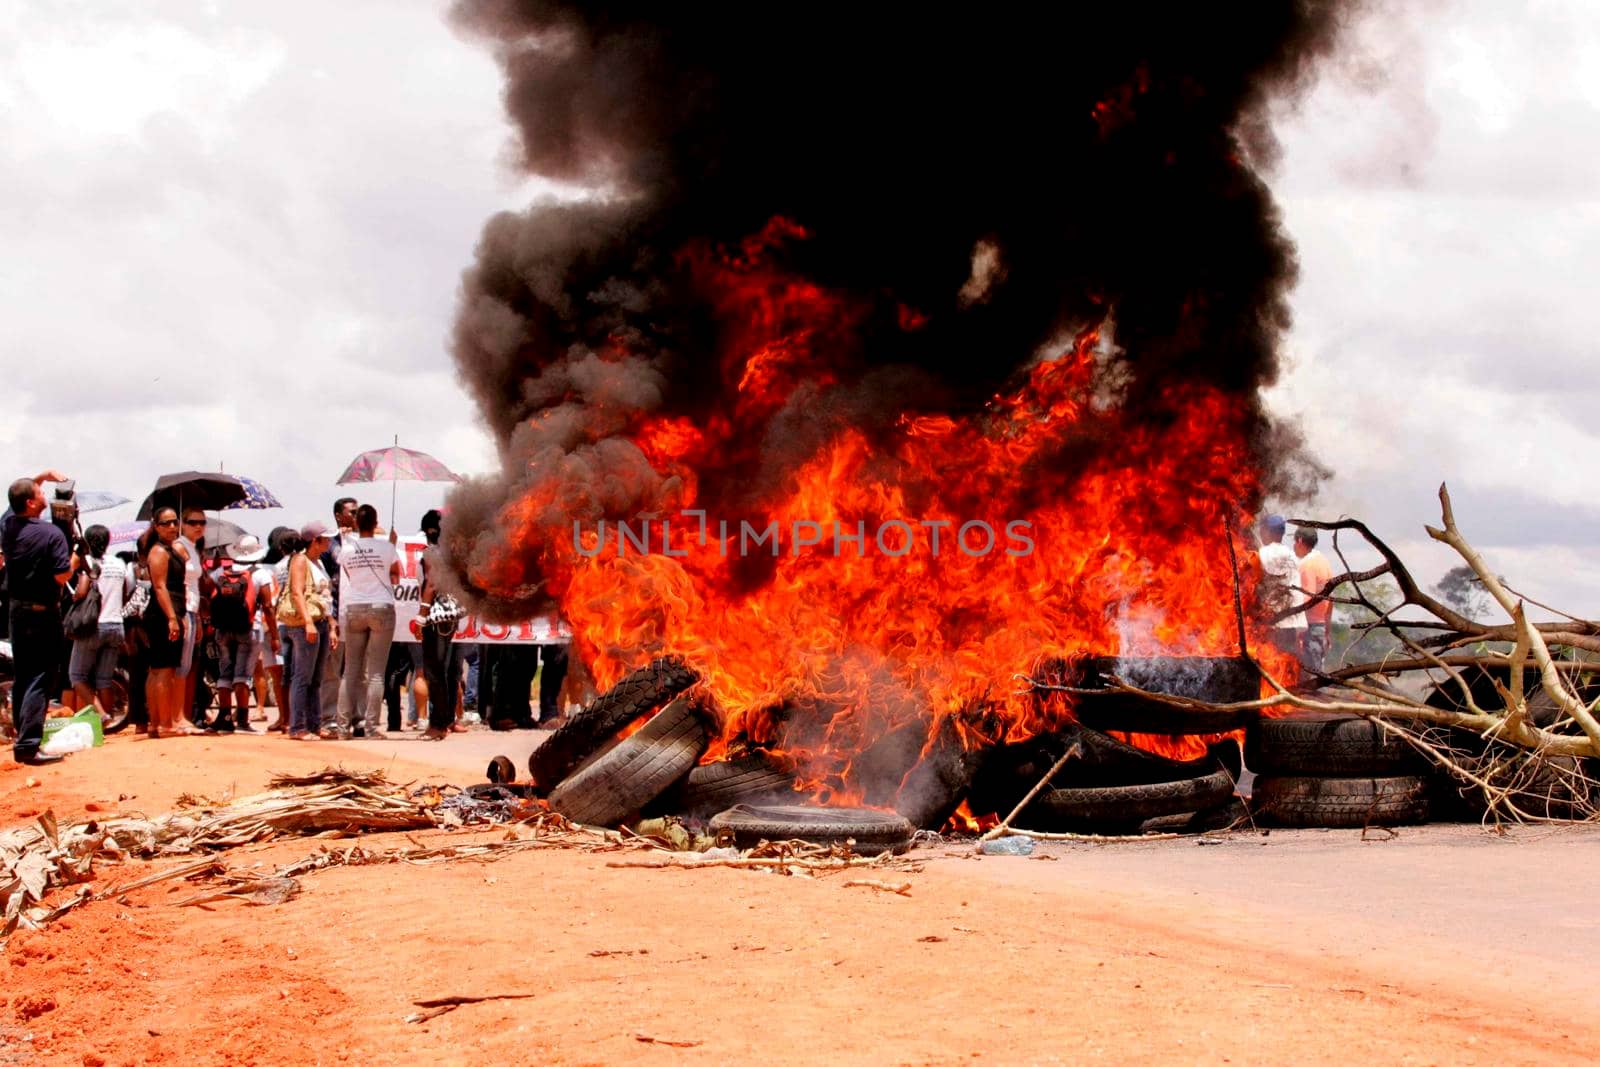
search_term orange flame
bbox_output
[479,218,1287,794]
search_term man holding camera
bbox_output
[2,470,73,765]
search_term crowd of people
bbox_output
[3,474,570,767]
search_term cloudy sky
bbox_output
[4,1,1597,613]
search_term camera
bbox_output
[49,479,80,543]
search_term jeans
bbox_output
[1300,624,1329,674]
[278,624,295,712]
[463,644,480,709]
[286,621,329,735]
[68,623,124,690]
[421,627,461,732]
[8,606,62,759]
[338,603,394,733]
[318,636,344,732]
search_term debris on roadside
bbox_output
[2,767,933,946]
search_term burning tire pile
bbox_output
[496,657,918,853]
[488,654,1597,844]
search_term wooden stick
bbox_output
[980,741,1081,841]
[405,992,539,1024]
[1223,514,1250,657]
[604,856,887,871]
[1001,828,1181,842]
[842,879,912,895]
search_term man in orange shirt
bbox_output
[1293,527,1334,673]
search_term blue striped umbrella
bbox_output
[223,476,282,510]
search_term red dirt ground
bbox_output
[3,732,1596,1065]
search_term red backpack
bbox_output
[211,566,256,634]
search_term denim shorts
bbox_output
[69,623,124,690]
[215,632,256,688]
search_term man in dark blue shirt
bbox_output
[3,472,73,765]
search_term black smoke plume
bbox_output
[441,1,1355,618]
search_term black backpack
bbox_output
[211,566,254,634]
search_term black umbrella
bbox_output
[135,472,247,520]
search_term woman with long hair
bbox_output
[258,526,295,732]
[138,508,186,738]
[66,524,124,718]
[336,503,400,739]
[285,522,336,740]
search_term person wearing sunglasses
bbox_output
[286,521,338,740]
[174,508,210,730]
[137,508,187,738]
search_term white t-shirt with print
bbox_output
[338,536,398,610]
[96,556,127,624]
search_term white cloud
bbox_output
[1268,0,1600,613]
[1,0,518,535]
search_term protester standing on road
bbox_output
[123,552,152,733]
[1294,527,1335,673]
[335,504,400,740]
[414,509,461,741]
[535,640,569,726]
[265,527,297,731]
[1255,514,1306,657]
[207,536,262,733]
[317,497,358,731]
[66,524,126,720]
[175,508,209,729]
[246,533,286,731]
[139,508,187,740]
[285,522,336,740]
[3,473,74,765]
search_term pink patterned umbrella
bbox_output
[336,439,460,529]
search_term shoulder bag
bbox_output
[63,561,102,639]
[274,554,329,627]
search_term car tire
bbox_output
[659,751,797,818]
[707,803,915,856]
[528,657,699,793]
[1246,713,1425,777]
[1031,766,1236,829]
[547,697,710,827]
[1252,774,1429,828]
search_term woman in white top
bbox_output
[285,521,337,740]
[335,504,401,739]
[67,524,126,715]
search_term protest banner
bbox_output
[390,534,569,645]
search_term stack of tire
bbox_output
[513,657,916,853]
[968,727,1244,835]
[1246,713,1429,828]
